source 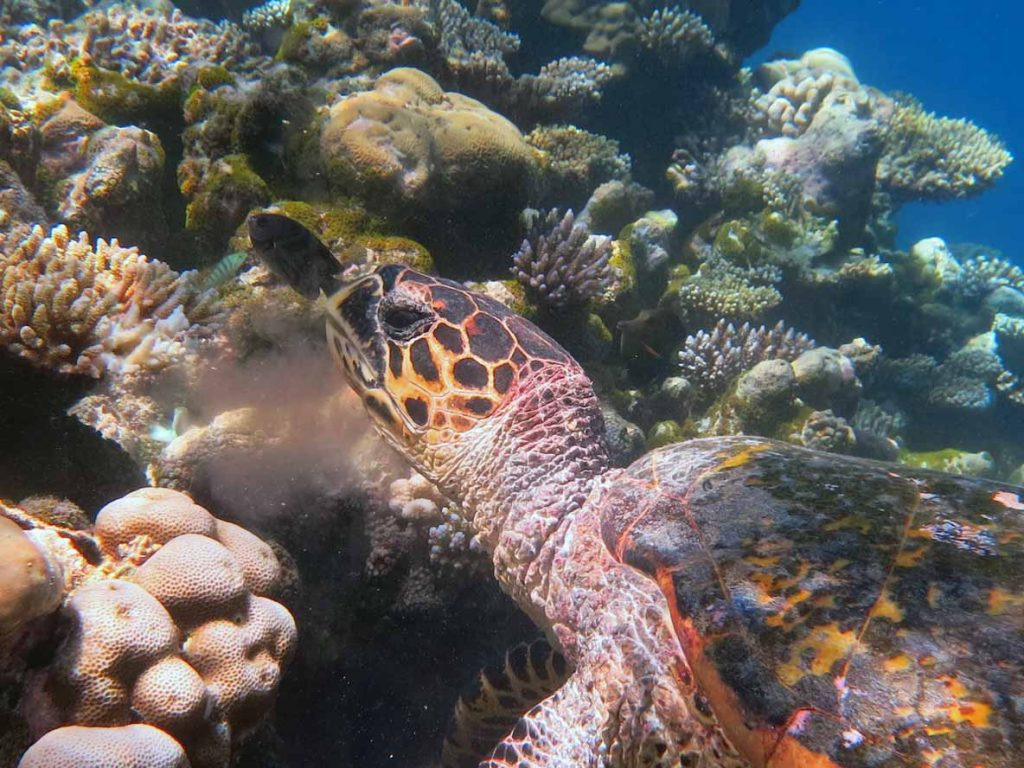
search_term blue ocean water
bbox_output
[759,1,1021,262]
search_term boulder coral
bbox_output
[320,67,538,214]
[4,487,296,768]
[19,723,189,768]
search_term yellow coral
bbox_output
[320,68,537,209]
[878,99,1013,202]
[0,225,221,377]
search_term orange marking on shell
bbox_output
[945,701,992,728]
[777,623,858,687]
[715,443,771,471]
[872,588,904,623]
[987,586,1024,615]
[654,567,844,768]
[992,490,1024,510]
[883,654,912,673]
[895,546,927,567]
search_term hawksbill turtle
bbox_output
[250,213,1024,768]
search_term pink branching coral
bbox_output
[0,224,222,377]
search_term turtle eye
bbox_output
[380,302,432,338]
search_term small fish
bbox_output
[201,250,249,291]
[247,212,343,299]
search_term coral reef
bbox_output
[669,253,783,323]
[0,225,221,377]
[511,209,613,311]
[0,0,1022,763]
[2,488,294,768]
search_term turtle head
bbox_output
[327,265,608,496]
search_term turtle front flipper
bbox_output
[443,639,569,768]
[477,670,606,768]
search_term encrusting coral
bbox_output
[0,224,221,377]
[3,487,296,768]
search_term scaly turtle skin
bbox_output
[251,219,1024,767]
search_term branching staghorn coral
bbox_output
[517,56,616,114]
[0,224,221,377]
[678,318,815,395]
[431,0,520,61]
[877,98,1012,203]
[511,209,613,310]
[638,6,718,66]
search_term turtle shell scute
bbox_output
[600,436,1024,767]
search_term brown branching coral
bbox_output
[955,251,1024,300]
[677,318,815,395]
[671,253,782,323]
[0,225,221,377]
[526,124,631,203]
[638,6,719,66]
[511,209,613,310]
[877,98,1013,203]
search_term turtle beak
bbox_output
[325,273,387,393]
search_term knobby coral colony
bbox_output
[0,0,1022,762]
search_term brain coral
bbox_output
[13,488,295,768]
[320,67,538,212]
[19,723,189,768]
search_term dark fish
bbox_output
[247,212,343,299]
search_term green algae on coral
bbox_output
[71,61,181,126]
